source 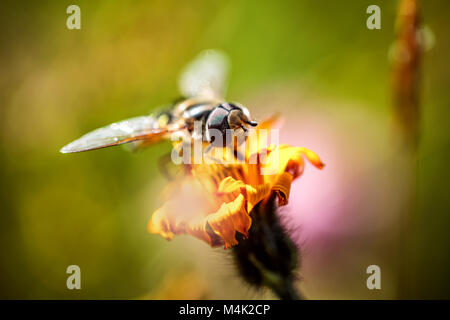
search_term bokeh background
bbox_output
[1,0,449,299]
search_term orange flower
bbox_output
[148,118,324,249]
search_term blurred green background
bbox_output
[0,0,449,299]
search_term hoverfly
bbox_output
[60,50,258,155]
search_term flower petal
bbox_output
[217,176,271,212]
[148,179,256,249]
[148,206,176,240]
[298,147,325,170]
[260,145,324,204]
[147,177,217,245]
[206,193,250,249]
[272,171,294,206]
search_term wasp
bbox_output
[60,50,258,155]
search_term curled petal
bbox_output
[206,194,250,249]
[298,147,325,169]
[217,177,271,212]
[272,171,294,206]
[148,207,176,240]
[261,145,324,205]
[186,217,214,246]
[263,145,324,179]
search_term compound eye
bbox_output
[205,107,230,147]
[207,107,229,130]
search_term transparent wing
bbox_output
[178,49,229,100]
[60,115,183,153]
